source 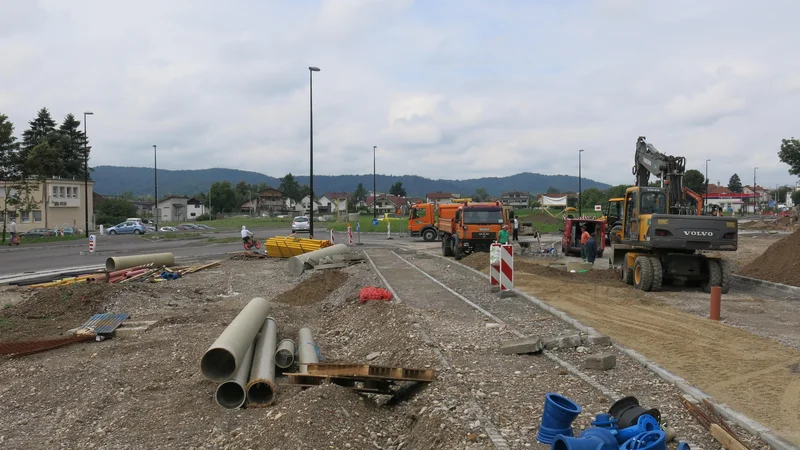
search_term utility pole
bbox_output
[154,145,158,232]
[373,145,377,219]
[753,167,758,214]
[705,159,710,214]
[578,149,584,216]
[83,111,93,237]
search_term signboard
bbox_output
[372,218,379,226]
[594,205,602,212]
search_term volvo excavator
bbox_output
[610,137,738,292]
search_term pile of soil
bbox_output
[460,252,489,271]
[738,229,800,287]
[515,260,620,283]
[0,283,121,341]
[517,212,561,225]
[273,270,350,306]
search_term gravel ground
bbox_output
[382,248,771,449]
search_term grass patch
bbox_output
[0,318,11,328]
[12,234,86,244]
[327,217,408,232]
[3,303,12,310]
[145,232,203,240]
[161,217,291,230]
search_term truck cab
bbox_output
[440,202,510,260]
[409,203,459,241]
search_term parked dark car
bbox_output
[21,228,56,238]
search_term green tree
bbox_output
[209,181,238,213]
[727,173,743,193]
[279,173,302,202]
[778,138,800,176]
[580,187,605,211]
[546,186,561,194]
[472,187,490,202]
[350,183,368,212]
[775,186,791,204]
[96,198,138,226]
[57,114,89,179]
[119,190,135,201]
[792,190,800,206]
[0,114,20,243]
[683,169,706,193]
[389,181,407,197]
[605,185,631,199]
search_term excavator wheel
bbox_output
[648,256,663,291]
[633,256,654,291]
[610,225,623,244]
[719,259,732,294]
[701,259,722,293]
[622,258,634,285]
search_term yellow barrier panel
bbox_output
[265,236,333,258]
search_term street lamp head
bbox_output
[84,111,94,116]
[309,66,320,72]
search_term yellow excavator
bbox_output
[610,137,738,293]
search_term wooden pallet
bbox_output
[306,363,437,382]
[285,373,395,394]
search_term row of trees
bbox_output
[1,109,92,238]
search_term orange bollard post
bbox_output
[710,286,722,320]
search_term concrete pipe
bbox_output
[105,253,175,272]
[286,244,349,276]
[275,338,296,369]
[297,327,319,373]
[214,340,255,409]
[201,297,270,382]
[246,317,278,407]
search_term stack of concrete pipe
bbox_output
[286,244,349,276]
[201,297,320,409]
[105,253,175,272]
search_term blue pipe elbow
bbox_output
[537,393,582,444]
[553,428,617,450]
[616,414,660,443]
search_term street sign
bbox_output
[594,205,602,212]
[372,218,379,226]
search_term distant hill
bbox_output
[91,166,610,198]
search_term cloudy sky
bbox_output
[2,0,799,187]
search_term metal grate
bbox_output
[81,313,130,334]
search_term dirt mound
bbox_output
[274,270,350,306]
[460,252,489,271]
[738,229,800,287]
[514,260,620,283]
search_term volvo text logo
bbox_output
[683,231,713,237]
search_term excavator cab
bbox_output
[604,197,624,244]
[622,187,667,242]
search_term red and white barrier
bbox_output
[489,243,501,292]
[347,224,353,246]
[499,244,514,296]
[88,234,96,254]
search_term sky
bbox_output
[1,0,799,188]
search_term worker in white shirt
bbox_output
[512,216,519,241]
[241,225,253,245]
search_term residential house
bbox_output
[258,187,285,214]
[298,195,322,214]
[426,192,454,206]
[406,197,425,205]
[743,185,770,203]
[366,194,409,215]
[186,198,206,220]
[132,200,154,216]
[1,177,95,233]
[323,192,349,213]
[501,191,530,209]
[155,195,189,222]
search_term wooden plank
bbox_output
[710,424,749,450]
[307,363,437,381]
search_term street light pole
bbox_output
[578,149,584,216]
[153,145,158,232]
[373,145,377,219]
[83,111,93,237]
[705,159,710,214]
[308,66,320,238]
[753,167,758,214]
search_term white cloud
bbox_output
[0,0,798,187]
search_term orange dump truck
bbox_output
[408,203,459,241]
[439,201,510,260]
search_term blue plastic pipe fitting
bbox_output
[537,393,583,444]
[620,430,667,450]
[591,413,618,429]
[553,427,618,450]
[616,414,660,443]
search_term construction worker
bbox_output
[585,234,597,265]
[580,226,591,262]
[512,216,519,241]
[498,224,509,244]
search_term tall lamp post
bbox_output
[153,145,158,233]
[705,159,710,214]
[753,167,758,214]
[373,145,377,219]
[308,66,320,238]
[578,149,584,216]
[83,111,93,237]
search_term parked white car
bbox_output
[160,226,178,232]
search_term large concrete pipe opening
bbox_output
[246,317,278,407]
[105,252,175,271]
[214,341,255,409]
[201,297,270,382]
[275,339,296,369]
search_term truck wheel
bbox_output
[622,258,634,285]
[422,229,437,242]
[450,238,457,257]
[633,256,654,291]
[454,242,462,261]
[648,256,663,291]
[719,260,732,294]
[701,259,722,293]
[442,236,451,257]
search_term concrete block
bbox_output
[585,335,612,346]
[500,338,543,355]
[543,337,563,350]
[584,353,616,371]
[561,334,583,348]
[543,334,581,350]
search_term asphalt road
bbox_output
[0,227,407,277]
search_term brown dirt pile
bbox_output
[514,260,621,284]
[739,229,800,286]
[460,252,490,271]
[273,270,350,306]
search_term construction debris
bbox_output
[286,244,350,276]
[229,252,268,260]
[286,362,437,396]
[583,353,617,371]
[682,396,748,450]
[500,337,544,355]
[358,286,393,303]
[0,333,95,358]
[26,261,221,289]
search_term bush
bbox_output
[195,213,212,221]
